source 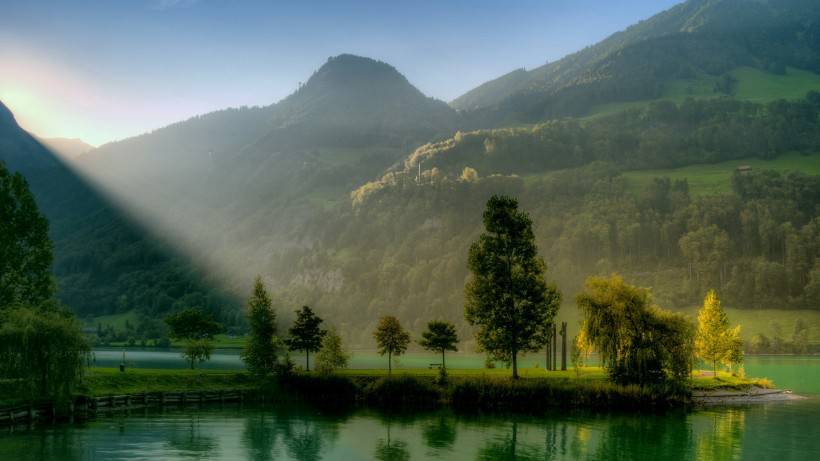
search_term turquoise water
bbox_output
[2,356,817,460]
[0,399,817,460]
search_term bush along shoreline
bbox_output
[273,373,691,413]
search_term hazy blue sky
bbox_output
[0,0,681,145]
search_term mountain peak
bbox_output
[304,54,411,90]
[254,54,458,149]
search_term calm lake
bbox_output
[1,355,818,460]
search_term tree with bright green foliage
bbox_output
[418,321,458,371]
[695,290,743,375]
[0,162,54,308]
[373,316,410,375]
[465,195,561,379]
[286,305,326,371]
[577,274,694,386]
[0,161,88,400]
[241,277,279,377]
[165,307,222,369]
[315,327,349,374]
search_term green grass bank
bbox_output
[1,367,770,414]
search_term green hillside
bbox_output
[623,152,820,196]
[589,66,820,117]
[453,0,820,125]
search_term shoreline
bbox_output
[693,387,806,406]
[0,367,798,426]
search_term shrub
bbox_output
[364,376,441,409]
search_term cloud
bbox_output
[150,0,200,11]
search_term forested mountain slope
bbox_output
[3,3,820,345]
[453,0,820,124]
[0,102,238,323]
[15,55,460,328]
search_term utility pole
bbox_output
[545,326,552,371]
[560,322,567,371]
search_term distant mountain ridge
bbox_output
[3,1,820,342]
[451,0,820,122]
[3,54,462,323]
[0,99,235,320]
[37,137,94,159]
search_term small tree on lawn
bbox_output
[242,277,279,377]
[286,305,326,371]
[695,290,743,376]
[374,316,410,376]
[165,307,222,369]
[315,328,349,375]
[418,321,458,371]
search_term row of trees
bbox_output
[325,160,818,347]
[372,316,460,377]
[749,319,813,354]
[241,277,349,376]
[463,195,744,385]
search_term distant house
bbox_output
[736,165,752,174]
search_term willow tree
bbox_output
[577,274,693,386]
[465,195,560,379]
[0,306,89,401]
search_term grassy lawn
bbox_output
[622,152,820,197]
[87,311,140,331]
[586,65,820,118]
[79,368,254,396]
[0,367,770,407]
[75,366,769,396]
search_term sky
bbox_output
[0,0,682,146]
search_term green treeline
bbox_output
[319,164,818,344]
[379,95,820,188]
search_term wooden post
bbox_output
[545,328,552,370]
[552,324,557,371]
[560,322,567,371]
